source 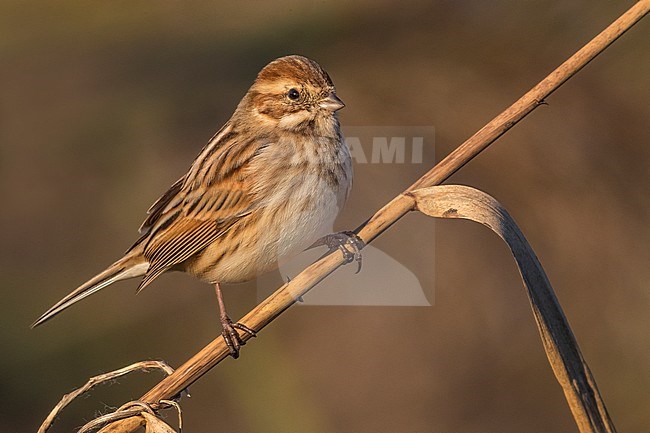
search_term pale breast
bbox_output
[185,133,351,284]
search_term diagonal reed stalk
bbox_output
[94,2,649,432]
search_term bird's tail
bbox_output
[31,252,149,328]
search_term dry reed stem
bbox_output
[411,185,615,433]
[88,2,648,432]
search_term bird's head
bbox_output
[242,55,344,134]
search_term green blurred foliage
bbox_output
[1,1,648,432]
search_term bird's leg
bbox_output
[215,283,256,359]
[310,231,365,273]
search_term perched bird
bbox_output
[32,55,352,357]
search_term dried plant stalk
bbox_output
[84,2,648,432]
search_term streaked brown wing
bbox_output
[134,126,265,290]
[137,216,243,291]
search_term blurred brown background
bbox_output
[1,1,648,432]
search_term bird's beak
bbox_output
[319,92,345,112]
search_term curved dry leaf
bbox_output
[409,185,615,433]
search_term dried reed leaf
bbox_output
[410,185,615,433]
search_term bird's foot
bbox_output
[220,315,256,359]
[311,231,365,273]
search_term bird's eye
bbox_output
[287,88,300,100]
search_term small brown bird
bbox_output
[32,55,352,357]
